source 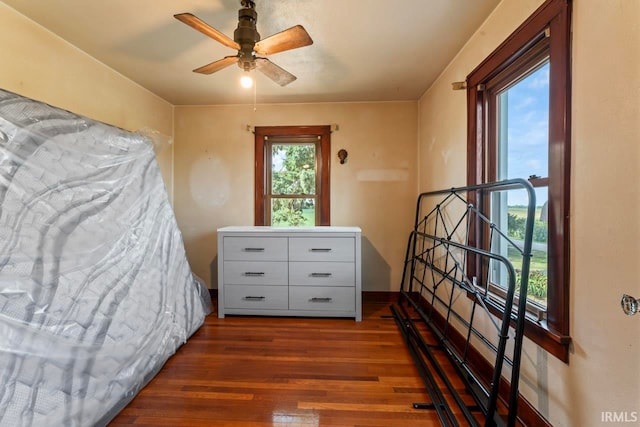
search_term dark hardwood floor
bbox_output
[109,296,483,426]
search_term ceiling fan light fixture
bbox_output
[240,72,254,89]
[175,0,313,87]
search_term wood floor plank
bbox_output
[108,301,485,426]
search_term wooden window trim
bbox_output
[466,0,572,362]
[254,125,331,226]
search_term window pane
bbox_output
[493,61,549,309]
[271,144,316,195]
[521,186,547,306]
[490,187,548,307]
[271,198,315,227]
[497,61,550,180]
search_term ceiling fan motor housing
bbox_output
[234,5,260,70]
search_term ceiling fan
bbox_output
[174,0,313,86]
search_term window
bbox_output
[466,0,571,361]
[254,126,330,226]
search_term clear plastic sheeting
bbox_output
[0,89,211,426]
[134,126,173,153]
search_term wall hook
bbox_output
[337,149,348,164]
[621,294,640,316]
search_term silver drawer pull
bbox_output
[244,272,265,276]
[311,273,332,277]
[310,297,333,303]
[310,248,332,252]
[243,247,265,252]
[244,296,266,301]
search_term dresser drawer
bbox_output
[223,261,287,285]
[223,237,288,261]
[289,286,355,312]
[289,262,355,286]
[288,237,354,262]
[224,285,288,310]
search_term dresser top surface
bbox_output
[218,226,361,234]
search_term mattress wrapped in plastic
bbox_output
[0,89,211,426]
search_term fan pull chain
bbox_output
[253,74,257,112]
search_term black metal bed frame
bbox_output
[391,179,536,426]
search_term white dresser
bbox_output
[217,226,362,321]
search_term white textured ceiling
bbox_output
[2,0,500,105]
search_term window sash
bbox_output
[266,140,319,197]
[484,47,551,313]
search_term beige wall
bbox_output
[174,102,418,291]
[0,2,175,198]
[418,0,640,425]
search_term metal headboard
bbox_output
[392,179,536,426]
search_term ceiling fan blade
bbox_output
[193,56,239,74]
[255,58,297,86]
[254,25,313,55]
[174,13,240,51]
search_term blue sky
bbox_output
[503,62,549,207]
